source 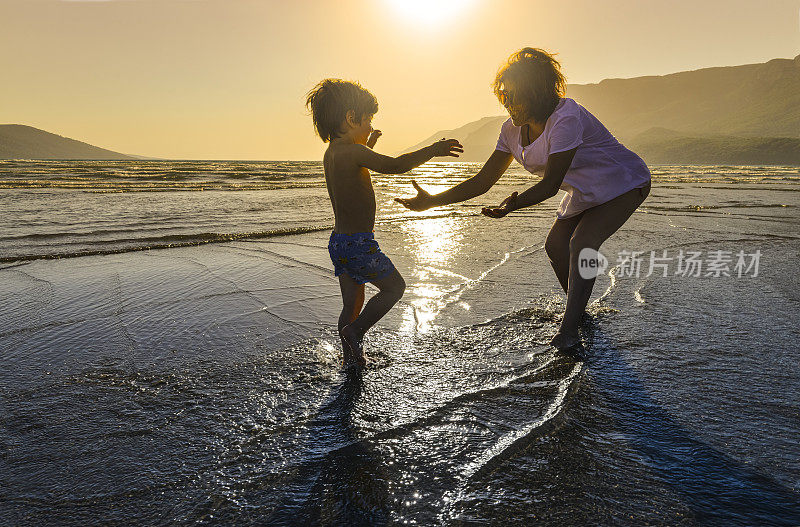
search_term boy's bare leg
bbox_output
[341,269,406,366]
[554,184,650,349]
[338,274,365,366]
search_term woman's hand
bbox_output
[366,130,382,149]
[481,191,518,218]
[395,180,435,211]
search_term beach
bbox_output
[1,161,799,525]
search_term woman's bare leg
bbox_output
[545,214,583,294]
[556,184,650,348]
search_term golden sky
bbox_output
[2,0,799,160]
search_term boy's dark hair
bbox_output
[305,79,378,142]
[493,47,566,123]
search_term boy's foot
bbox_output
[339,335,357,367]
[341,324,366,368]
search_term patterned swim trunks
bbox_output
[328,231,395,284]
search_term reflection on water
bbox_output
[402,215,465,267]
[399,215,468,333]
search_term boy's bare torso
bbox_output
[323,144,376,234]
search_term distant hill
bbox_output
[628,128,800,165]
[402,54,800,165]
[0,125,135,160]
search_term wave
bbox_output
[0,212,473,265]
[0,180,327,192]
[0,226,332,264]
[2,161,799,194]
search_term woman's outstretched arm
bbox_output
[395,150,514,211]
[482,147,578,218]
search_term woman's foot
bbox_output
[549,330,581,349]
[550,330,586,358]
[340,324,367,368]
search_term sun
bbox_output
[386,0,477,27]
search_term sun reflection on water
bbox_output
[399,215,470,334]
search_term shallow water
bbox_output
[0,160,797,262]
[1,161,799,525]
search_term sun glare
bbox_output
[386,0,477,27]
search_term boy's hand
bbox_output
[367,130,382,149]
[395,180,434,211]
[431,138,463,157]
[481,192,518,218]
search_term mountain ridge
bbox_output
[401,54,800,165]
[0,124,135,160]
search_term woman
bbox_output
[396,47,651,353]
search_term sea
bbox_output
[0,160,798,525]
[1,160,796,263]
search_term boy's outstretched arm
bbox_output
[395,149,514,211]
[346,139,463,174]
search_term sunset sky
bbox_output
[2,0,799,160]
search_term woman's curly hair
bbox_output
[493,47,566,123]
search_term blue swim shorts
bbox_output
[328,231,395,284]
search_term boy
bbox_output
[305,79,463,367]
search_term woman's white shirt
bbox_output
[495,97,651,219]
